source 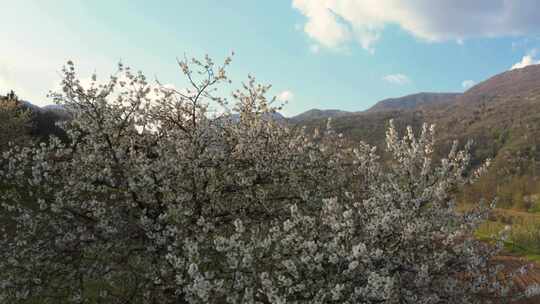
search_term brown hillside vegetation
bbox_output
[495,256,540,304]
[368,92,461,112]
[298,64,540,176]
[463,64,540,102]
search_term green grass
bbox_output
[476,209,540,263]
[528,201,540,213]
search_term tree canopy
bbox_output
[0,93,32,151]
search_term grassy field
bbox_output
[476,208,540,263]
[472,207,540,303]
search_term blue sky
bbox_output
[2,0,540,116]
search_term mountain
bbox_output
[289,109,353,122]
[298,64,540,180]
[367,92,461,112]
[227,111,285,123]
[19,99,44,113]
[290,93,460,124]
[294,65,540,210]
[41,104,72,120]
[461,64,540,103]
[0,97,69,142]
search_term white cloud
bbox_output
[309,44,321,53]
[293,1,351,49]
[511,54,540,70]
[292,0,540,52]
[383,74,410,85]
[462,80,476,89]
[277,90,295,102]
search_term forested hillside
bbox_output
[0,91,68,146]
[296,64,540,211]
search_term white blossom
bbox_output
[0,54,530,303]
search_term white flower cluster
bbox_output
[0,55,532,303]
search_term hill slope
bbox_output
[367,92,461,112]
[299,64,540,184]
[289,109,353,122]
[461,64,540,102]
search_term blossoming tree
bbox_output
[0,55,535,303]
